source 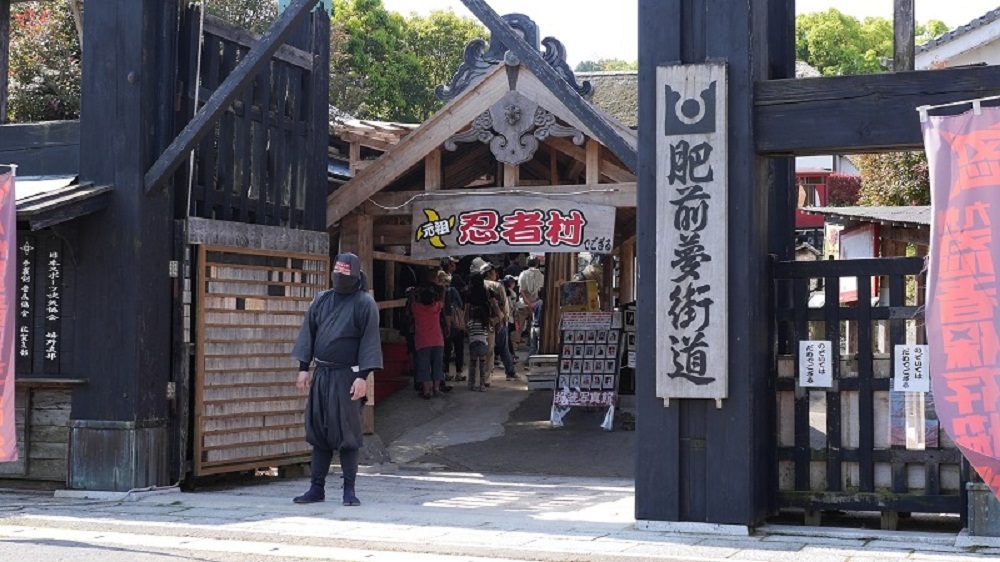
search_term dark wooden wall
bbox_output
[0,121,80,177]
[72,0,180,423]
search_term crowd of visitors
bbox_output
[402,253,544,397]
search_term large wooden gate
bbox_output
[187,221,329,477]
[773,256,967,524]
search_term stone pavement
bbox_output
[1,468,998,561]
[2,365,996,560]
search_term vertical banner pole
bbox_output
[0,168,17,462]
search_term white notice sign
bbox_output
[655,63,729,404]
[894,345,930,393]
[799,340,833,388]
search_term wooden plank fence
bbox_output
[193,245,328,476]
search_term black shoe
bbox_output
[439,384,453,393]
[343,487,361,507]
[293,485,325,504]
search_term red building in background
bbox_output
[795,168,833,248]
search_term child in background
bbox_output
[464,272,495,392]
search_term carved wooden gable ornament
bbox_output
[445,91,585,166]
[439,13,589,166]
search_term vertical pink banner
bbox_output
[923,108,1000,499]
[0,172,16,463]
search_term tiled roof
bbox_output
[578,62,822,129]
[577,72,639,128]
[802,205,930,227]
[917,8,1000,53]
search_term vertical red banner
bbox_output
[0,172,16,463]
[924,109,1000,498]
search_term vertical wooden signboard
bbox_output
[655,63,729,404]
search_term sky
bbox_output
[380,0,1000,67]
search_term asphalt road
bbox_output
[0,527,546,562]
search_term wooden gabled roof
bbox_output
[326,62,637,228]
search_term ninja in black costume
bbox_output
[291,253,382,506]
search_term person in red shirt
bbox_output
[410,283,452,399]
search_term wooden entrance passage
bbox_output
[773,256,966,528]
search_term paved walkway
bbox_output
[0,468,997,561]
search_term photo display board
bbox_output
[553,311,623,408]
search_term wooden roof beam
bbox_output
[327,66,510,226]
[754,66,1000,155]
[361,182,637,216]
[544,136,636,182]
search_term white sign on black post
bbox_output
[655,63,729,405]
[894,344,930,393]
[799,340,833,388]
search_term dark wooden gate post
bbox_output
[635,0,775,527]
[67,0,181,491]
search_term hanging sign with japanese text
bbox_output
[654,63,729,404]
[409,195,615,259]
[894,344,930,393]
[923,105,1000,499]
[799,340,833,388]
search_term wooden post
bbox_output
[69,0,84,48]
[340,213,374,290]
[620,241,635,304]
[425,148,442,190]
[0,0,9,124]
[602,254,614,310]
[894,0,915,72]
[69,0,181,491]
[503,163,519,187]
[636,0,775,526]
[340,213,375,434]
[541,252,575,354]
[549,146,559,185]
[586,138,600,185]
[349,141,361,177]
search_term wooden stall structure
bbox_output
[326,14,640,394]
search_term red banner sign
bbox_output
[0,172,17,463]
[924,108,1000,498]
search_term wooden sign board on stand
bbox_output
[551,311,624,431]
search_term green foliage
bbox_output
[796,11,952,76]
[331,1,486,122]
[7,3,82,123]
[403,10,487,121]
[917,20,949,45]
[795,9,893,75]
[575,59,638,72]
[853,152,930,206]
[200,0,277,34]
[826,173,861,206]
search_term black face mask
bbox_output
[332,253,363,294]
